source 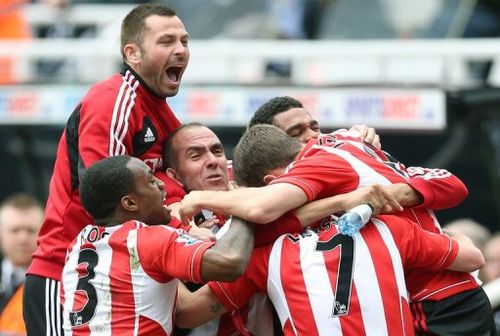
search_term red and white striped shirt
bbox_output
[209,215,458,336]
[270,132,477,301]
[184,216,277,336]
[61,221,214,335]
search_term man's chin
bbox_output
[207,183,228,191]
[162,85,180,98]
[162,212,172,225]
[149,213,172,226]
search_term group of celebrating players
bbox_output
[22,3,497,336]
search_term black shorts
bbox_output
[23,274,63,336]
[411,287,498,336]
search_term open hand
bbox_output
[188,225,216,241]
[344,184,403,215]
[349,124,381,150]
[179,191,205,224]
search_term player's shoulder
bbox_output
[81,73,126,104]
[373,214,409,225]
[372,215,418,237]
[298,143,348,165]
[138,224,177,235]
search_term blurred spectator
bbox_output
[483,233,500,334]
[444,218,492,283]
[483,232,500,284]
[0,193,43,336]
[444,218,491,252]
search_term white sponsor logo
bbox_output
[144,127,156,143]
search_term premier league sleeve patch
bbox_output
[175,230,201,246]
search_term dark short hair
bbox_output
[163,122,205,170]
[80,155,135,222]
[121,3,177,60]
[233,125,301,187]
[248,96,304,127]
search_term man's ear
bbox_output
[123,43,142,64]
[121,195,139,212]
[166,168,184,187]
[263,174,278,185]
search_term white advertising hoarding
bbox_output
[0,86,445,131]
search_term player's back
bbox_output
[255,214,457,335]
[332,132,467,226]
[274,220,411,335]
[210,215,458,336]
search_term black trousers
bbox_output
[412,287,497,336]
[23,274,63,336]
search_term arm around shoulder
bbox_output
[180,184,308,224]
[406,168,468,209]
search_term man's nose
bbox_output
[205,152,219,168]
[173,40,188,56]
[303,127,319,142]
[17,229,35,243]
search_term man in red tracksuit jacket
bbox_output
[23,4,190,335]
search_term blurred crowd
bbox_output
[2,0,500,84]
[444,218,500,332]
[2,0,500,40]
[0,193,42,336]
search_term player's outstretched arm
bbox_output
[380,183,424,208]
[294,184,403,227]
[406,167,469,210]
[179,183,308,225]
[200,217,254,282]
[254,184,405,246]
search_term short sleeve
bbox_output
[138,226,214,283]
